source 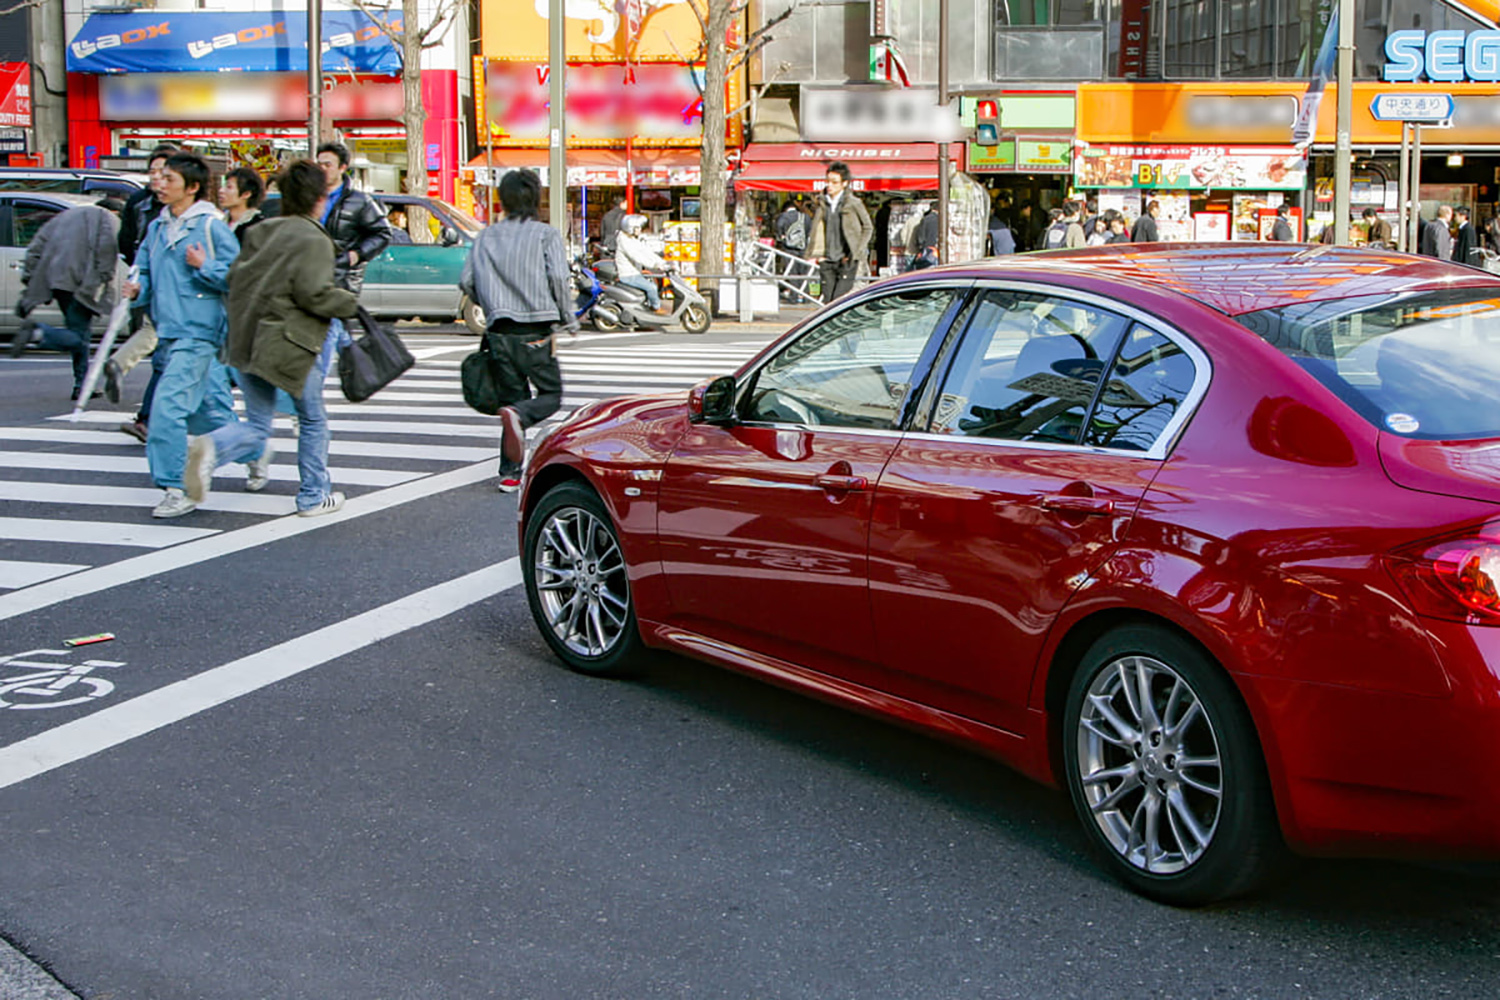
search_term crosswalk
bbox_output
[0,332,776,593]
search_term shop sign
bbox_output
[1369,92,1455,121]
[98,73,402,123]
[966,140,1017,172]
[67,10,403,75]
[1016,139,1071,172]
[1075,145,1307,190]
[481,0,706,64]
[0,63,30,127]
[0,128,25,154]
[1384,30,1500,83]
[480,61,740,147]
[800,87,964,143]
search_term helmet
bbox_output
[621,213,648,235]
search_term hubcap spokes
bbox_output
[535,507,629,658]
[1076,655,1222,875]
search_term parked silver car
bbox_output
[0,192,127,340]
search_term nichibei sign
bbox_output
[1383,29,1500,82]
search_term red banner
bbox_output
[1117,0,1151,80]
[0,62,32,127]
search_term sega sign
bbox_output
[1384,29,1500,82]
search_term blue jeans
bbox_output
[620,274,660,309]
[210,356,333,512]
[145,338,237,490]
[35,290,95,390]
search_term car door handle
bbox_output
[1041,495,1114,515]
[814,473,868,492]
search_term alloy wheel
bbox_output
[532,506,631,658]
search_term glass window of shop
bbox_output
[1162,0,1492,80]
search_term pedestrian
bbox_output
[1453,207,1477,266]
[1131,200,1161,242]
[121,151,242,519]
[458,169,578,494]
[775,199,808,273]
[1086,213,1111,247]
[315,142,393,297]
[1064,201,1088,248]
[11,197,121,400]
[600,195,628,254]
[1041,206,1069,249]
[1486,214,1500,253]
[185,160,359,516]
[907,203,941,269]
[1362,208,1392,248]
[107,142,176,426]
[219,166,266,243]
[614,214,668,310]
[987,208,1016,256]
[808,161,873,303]
[1270,205,1295,242]
[1419,205,1453,259]
[1106,215,1131,244]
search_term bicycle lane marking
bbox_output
[0,458,496,624]
[0,558,522,791]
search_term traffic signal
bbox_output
[975,99,999,147]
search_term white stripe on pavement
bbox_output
[0,559,523,791]
[0,429,493,462]
[0,560,86,590]
[0,481,294,516]
[0,452,422,488]
[0,516,218,548]
[0,459,496,623]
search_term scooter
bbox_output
[571,258,611,326]
[591,260,713,335]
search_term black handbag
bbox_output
[460,336,503,415]
[338,307,414,403]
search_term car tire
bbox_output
[680,303,712,335]
[460,295,486,336]
[1061,624,1285,906]
[523,481,645,677]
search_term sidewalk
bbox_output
[0,940,78,1000]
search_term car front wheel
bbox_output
[460,295,486,336]
[1062,624,1283,905]
[523,482,644,676]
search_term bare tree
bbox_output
[0,0,43,15]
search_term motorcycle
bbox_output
[571,258,609,325]
[590,260,713,335]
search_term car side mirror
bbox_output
[440,226,460,246]
[688,376,737,425]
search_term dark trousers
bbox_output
[485,321,563,429]
[137,345,168,424]
[37,290,97,390]
[818,257,857,304]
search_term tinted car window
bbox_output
[1082,325,1198,451]
[1237,289,1500,440]
[744,287,954,430]
[930,289,1130,444]
[0,177,83,193]
[10,202,60,247]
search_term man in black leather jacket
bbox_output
[315,142,393,294]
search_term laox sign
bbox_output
[1384,29,1500,82]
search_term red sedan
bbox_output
[517,244,1500,904]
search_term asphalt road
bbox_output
[2,322,1498,999]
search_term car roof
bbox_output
[925,243,1500,317]
[0,191,106,209]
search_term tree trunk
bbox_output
[698,0,733,299]
[401,0,431,238]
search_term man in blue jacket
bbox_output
[123,152,242,519]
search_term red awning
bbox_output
[734,143,962,192]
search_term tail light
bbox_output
[1386,523,1500,625]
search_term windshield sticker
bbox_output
[1386,412,1420,434]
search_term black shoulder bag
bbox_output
[338,306,415,403]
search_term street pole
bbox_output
[1410,124,1423,251]
[1397,123,1409,251]
[485,58,496,222]
[937,0,949,263]
[308,0,322,158]
[1333,0,1353,245]
[548,0,567,240]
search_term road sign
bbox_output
[1369,93,1455,122]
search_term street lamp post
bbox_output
[308,0,322,158]
[1333,0,1353,244]
[548,0,567,239]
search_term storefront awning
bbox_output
[464,148,707,186]
[68,11,402,75]
[734,143,962,192]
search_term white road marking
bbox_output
[0,459,496,623]
[0,560,86,590]
[0,516,218,548]
[0,429,493,462]
[0,559,522,790]
[0,481,294,516]
[0,452,421,487]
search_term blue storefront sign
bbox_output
[67,11,403,75]
[1383,29,1500,82]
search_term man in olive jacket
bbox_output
[185,160,359,518]
[808,161,874,303]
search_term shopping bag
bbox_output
[338,307,414,403]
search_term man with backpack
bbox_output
[1131,200,1162,242]
[1042,203,1086,251]
[774,200,809,298]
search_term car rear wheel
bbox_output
[1062,624,1283,906]
[460,295,486,336]
[523,482,644,677]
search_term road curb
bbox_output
[0,939,79,999]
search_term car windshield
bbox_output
[430,199,482,236]
[1236,288,1500,440]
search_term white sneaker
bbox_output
[288,415,300,437]
[152,487,197,519]
[297,491,345,517]
[184,436,216,504]
[245,440,273,492]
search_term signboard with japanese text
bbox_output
[0,63,30,128]
[1075,145,1307,190]
[1369,92,1455,121]
[98,73,403,124]
[1016,139,1071,172]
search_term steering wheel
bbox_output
[753,389,819,426]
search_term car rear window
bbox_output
[1235,289,1500,440]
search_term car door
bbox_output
[656,285,965,678]
[1,198,68,336]
[866,286,1208,734]
[0,200,16,334]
